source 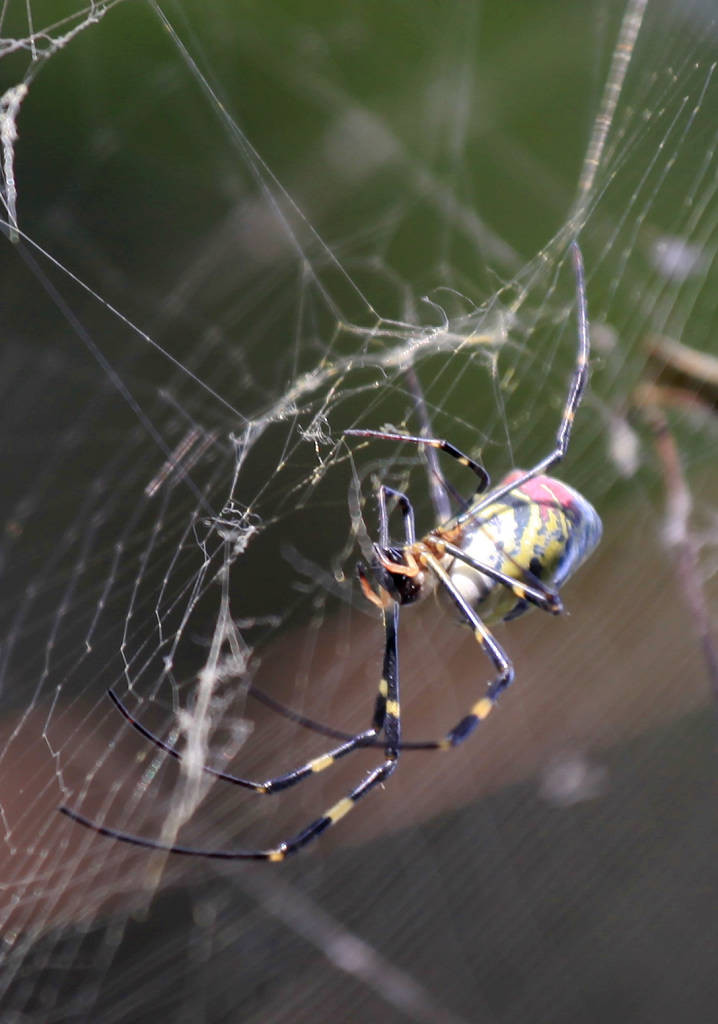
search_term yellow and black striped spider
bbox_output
[61,243,601,862]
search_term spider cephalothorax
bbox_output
[370,544,427,606]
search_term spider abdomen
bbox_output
[442,471,602,624]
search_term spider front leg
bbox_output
[463,241,590,521]
[345,429,490,496]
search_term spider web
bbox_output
[1,1,718,1021]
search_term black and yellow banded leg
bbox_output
[59,605,403,861]
[267,601,401,860]
[271,755,398,860]
[106,688,378,794]
[421,551,514,748]
[463,242,590,523]
[371,485,412,730]
[372,600,401,739]
[437,539,563,615]
[272,597,401,821]
[345,428,490,494]
[107,567,403,780]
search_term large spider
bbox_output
[61,243,601,862]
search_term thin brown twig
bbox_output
[638,396,718,706]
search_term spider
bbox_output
[60,242,601,862]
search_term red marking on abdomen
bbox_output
[501,471,577,513]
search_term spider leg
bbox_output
[378,484,415,545]
[370,483,415,732]
[404,363,452,523]
[272,600,400,855]
[106,687,378,794]
[246,683,361,741]
[436,538,563,614]
[420,550,514,748]
[345,428,490,495]
[59,604,401,861]
[461,241,590,521]
[246,681,442,750]
[354,484,416,607]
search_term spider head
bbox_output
[371,544,424,605]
